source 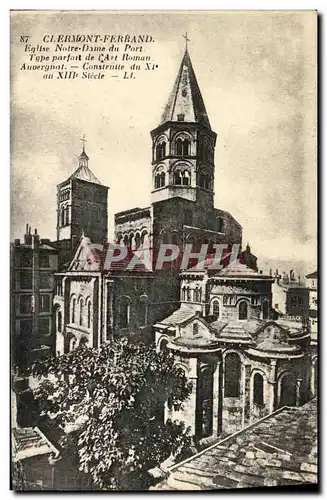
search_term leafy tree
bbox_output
[27,340,192,490]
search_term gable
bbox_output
[255,322,289,346]
[180,316,212,340]
[68,237,102,272]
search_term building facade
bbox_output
[11,225,58,369]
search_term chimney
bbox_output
[14,238,20,247]
[24,223,32,245]
[32,228,40,249]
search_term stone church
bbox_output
[52,47,255,353]
[50,47,316,441]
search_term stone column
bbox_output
[242,364,251,428]
[212,360,221,436]
[267,360,278,413]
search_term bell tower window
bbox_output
[199,172,211,190]
[156,141,166,161]
[173,169,191,186]
[175,137,190,156]
[155,170,166,189]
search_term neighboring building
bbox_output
[151,398,318,491]
[305,270,318,337]
[271,270,310,319]
[53,47,258,353]
[10,225,58,369]
[154,260,314,441]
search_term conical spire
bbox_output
[160,48,211,129]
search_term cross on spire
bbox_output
[80,134,87,153]
[182,31,190,51]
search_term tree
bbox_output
[27,340,192,490]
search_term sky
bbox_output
[10,10,317,273]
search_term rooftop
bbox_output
[152,398,318,491]
[68,164,102,185]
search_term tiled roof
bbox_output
[12,427,58,461]
[160,305,196,326]
[68,165,102,185]
[153,398,318,491]
[160,49,211,129]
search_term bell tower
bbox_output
[151,43,217,208]
[56,138,109,247]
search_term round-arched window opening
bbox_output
[239,301,248,320]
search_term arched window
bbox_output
[160,172,165,187]
[57,311,62,333]
[70,337,77,352]
[79,298,84,326]
[171,233,179,245]
[186,287,191,301]
[199,172,211,190]
[138,297,148,327]
[162,232,170,244]
[212,300,220,318]
[65,206,69,226]
[253,373,264,406]
[155,174,160,189]
[217,217,224,233]
[61,207,65,227]
[71,298,76,324]
[198,368,214,438]
[135,233,141,249]
[193,287,201,302]
[181,287,186,301]
[119,298,130,329]
[279,373,297,407]
[159,338,169,352]
[182,170,190,186]
[239,301,248,320]
[183,139,190,156]
[156,141,166,160]
[174,170,182,185]
[224,353,241,397]
[193,323,198,335]
[87,301,91,329]
[176,138,183,155]
[123,234,129,247]
[262,301,269,319]
[129,233,134,250]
